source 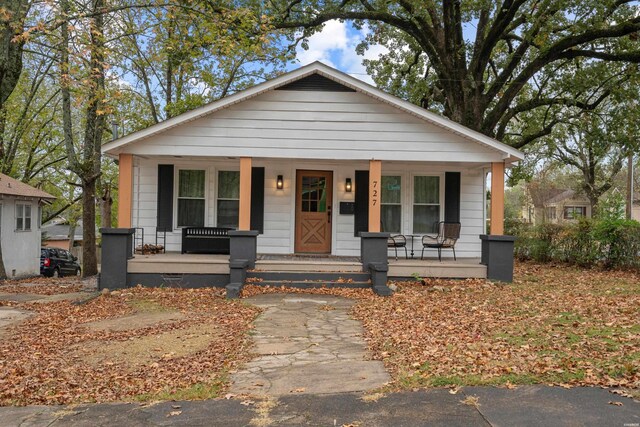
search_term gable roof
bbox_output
[102,62,524,162]
[544,189,589,205]
[0,173,55,200]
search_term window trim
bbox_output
[411,173,444,234]
[381,175,402,233]
[15,202,32,232]
[174,167,208,229]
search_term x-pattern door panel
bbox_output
[295,170,333,253]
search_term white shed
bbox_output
[0,174,55,278]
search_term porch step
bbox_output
[246,280,372,289]
[246,271,370,282]
[254,260,362,273]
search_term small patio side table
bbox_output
[406,234,421,259]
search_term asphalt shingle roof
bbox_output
[0,173,55,199]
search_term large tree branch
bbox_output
[483,18,640,136]
[469,0,529,83]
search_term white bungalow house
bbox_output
[100,62,524,292]
[0,173,55,278]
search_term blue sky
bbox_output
[288,20,389,85]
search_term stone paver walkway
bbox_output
[230,293,390,396]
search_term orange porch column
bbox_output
[490,161,505,235]
[117,153,133,228]
[368,159,382,232]
[238,157,252,230]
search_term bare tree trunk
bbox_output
[59,0,106,278]
[100,186,112,228]
[0,106,6,279]
[81,179,98,275]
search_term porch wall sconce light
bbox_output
[276,175,284,190]
[345,178,352,192]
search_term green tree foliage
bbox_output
[534,64,640,213]
[272,0,640,149]
[114,0,292,126]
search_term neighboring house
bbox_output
[525,189,591,224]
[633,200,640,221]
[0,173,55,278]
[42,221,83,252]
[100,62,524,288]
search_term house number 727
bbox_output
[372,180,378,206]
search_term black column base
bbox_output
[229,230,259,269]
[227,231,259,298]
[360,232,393,296]
[99,228,135,290]
[480,234,516,283]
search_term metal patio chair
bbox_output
[382,222,408,260]
[421,222,461,262]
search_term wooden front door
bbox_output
[295,170,333,253]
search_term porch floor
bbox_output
[127,252,486,278]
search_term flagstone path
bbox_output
[230,293,390,396]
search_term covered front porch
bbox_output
[102,154,510,294]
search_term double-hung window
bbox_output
[217,171,240,228]
[16,203,32,231]
[563,206,586,220]
[413,176,440,233]
[177,170,206,227]
[381,176,401,233]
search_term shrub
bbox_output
[593,219,640,269]
[510,218,640,270]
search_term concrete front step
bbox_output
[247,271,370,282]
[247,280,372,289]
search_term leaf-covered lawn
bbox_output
[1,262,638,406]
[352,262,640,390]
[0,287,259,406]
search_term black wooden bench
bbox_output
[181,227,234,254]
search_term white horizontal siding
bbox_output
[130,159,484,258]
[127,91,505,163]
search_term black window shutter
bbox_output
[354,170,369,236]
[444,172,461,223]
[250,167,265,233]
[157,165,174,231]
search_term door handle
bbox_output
[327,206,332,224]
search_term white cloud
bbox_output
[295,20,389,85]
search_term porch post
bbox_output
[117,153,133,228]
[368,159,382,232]
[481,161,515,282]
[490,161,505,235]
[239,157,252,230]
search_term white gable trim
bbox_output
[102,62,524,162]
